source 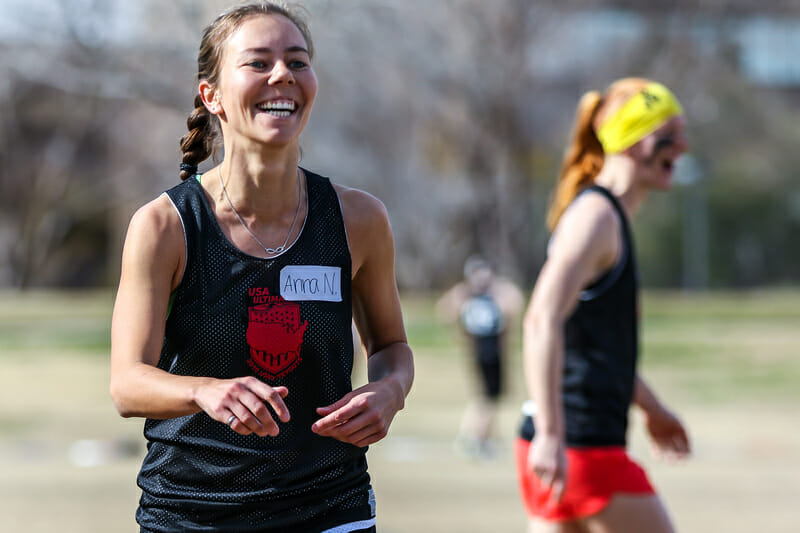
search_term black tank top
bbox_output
[520,186,639,447]
[136,169,373,532]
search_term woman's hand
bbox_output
[634,377,691,461]
[528,433,567,502]
[311,376,405,447]
[193,377,291,437]
[644,405,691,461]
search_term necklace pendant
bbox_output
[218,166,302,259]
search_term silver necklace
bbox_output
[218,166,302,257]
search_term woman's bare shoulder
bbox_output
[332,183,393,275]
[122,193,186,286]
[548,191,621,270]
[333,183,389,225]
[128,193,184,241]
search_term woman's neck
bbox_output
[217,141,302,220]
[592,156,648,218]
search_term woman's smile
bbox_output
[255,98,298,118]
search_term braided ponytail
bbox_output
[179,94,216,180]
[546,91,605,231]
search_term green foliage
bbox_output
[0,290,113,354]
[640,290,800,403]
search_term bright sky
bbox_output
[0,0,146,45]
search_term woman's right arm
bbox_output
[522,194,620,500]
[109,196,289,437]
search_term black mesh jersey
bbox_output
[520,185,639,447]
[136,169,373,532]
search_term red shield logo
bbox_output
[246,295,308,380]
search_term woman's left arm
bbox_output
[634,375,691,460]
[311,187,414,447]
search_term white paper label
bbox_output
[279,265,342,302]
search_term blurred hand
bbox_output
[645,405,691,461]
[528,433,566,502]
[311,377,405,447]
[193,377,290,437]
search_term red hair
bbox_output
[546,78,653,231]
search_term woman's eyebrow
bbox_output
[241,45,309,55]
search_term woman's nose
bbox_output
[268,61,295,85]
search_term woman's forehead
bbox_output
[226,14,308,55]
[653,115,686,136]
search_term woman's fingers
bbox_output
[529,437,567,503]
[198,378,291,437]
[258,384,291,423]
[311,384,399,446]
[316,410,386,447]
[236,389,281,436]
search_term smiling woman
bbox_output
[109,3,413,532]
[178,3,316,181]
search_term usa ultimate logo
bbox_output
[245,287,308,380]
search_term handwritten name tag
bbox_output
[280,265,342,302]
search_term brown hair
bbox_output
[178,2,314,180]
[545,77,652,231]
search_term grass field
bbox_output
[0,289,798,532]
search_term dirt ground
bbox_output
[0,290,798,532]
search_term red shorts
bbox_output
[514,438,655,521]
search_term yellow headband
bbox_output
[596,82,683,154]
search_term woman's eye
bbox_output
[289,60,308,70]
[654,136,675,150]
[248,60,268,69]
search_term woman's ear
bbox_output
[199,80,222,115]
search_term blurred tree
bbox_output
[0,0,200,287]
[305,0,557,288]
[0,80,110,287]
[1,0,800,289]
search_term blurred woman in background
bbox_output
[516,78,691,533]
[110,3,413,531]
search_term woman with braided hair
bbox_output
[110,3,413,531]
[515,78,691,533]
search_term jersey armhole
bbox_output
[550,188,627,301]
[163,191,189,295]
[334,189,353,259]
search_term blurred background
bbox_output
[3,0,800,290]
[1,0,799,531]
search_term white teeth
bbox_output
[259,100,295,111]
[257,101,296,118]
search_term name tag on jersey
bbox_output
[280,265,342,302]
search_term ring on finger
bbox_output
[227,414,237,426]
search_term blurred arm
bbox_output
[522,194,620,498]
[435,282,467,324]
[494,277,526,322]
[634,375,691,459]
[523,195,619,437]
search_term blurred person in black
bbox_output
[516,78,691,533]
[438,255,523,459]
